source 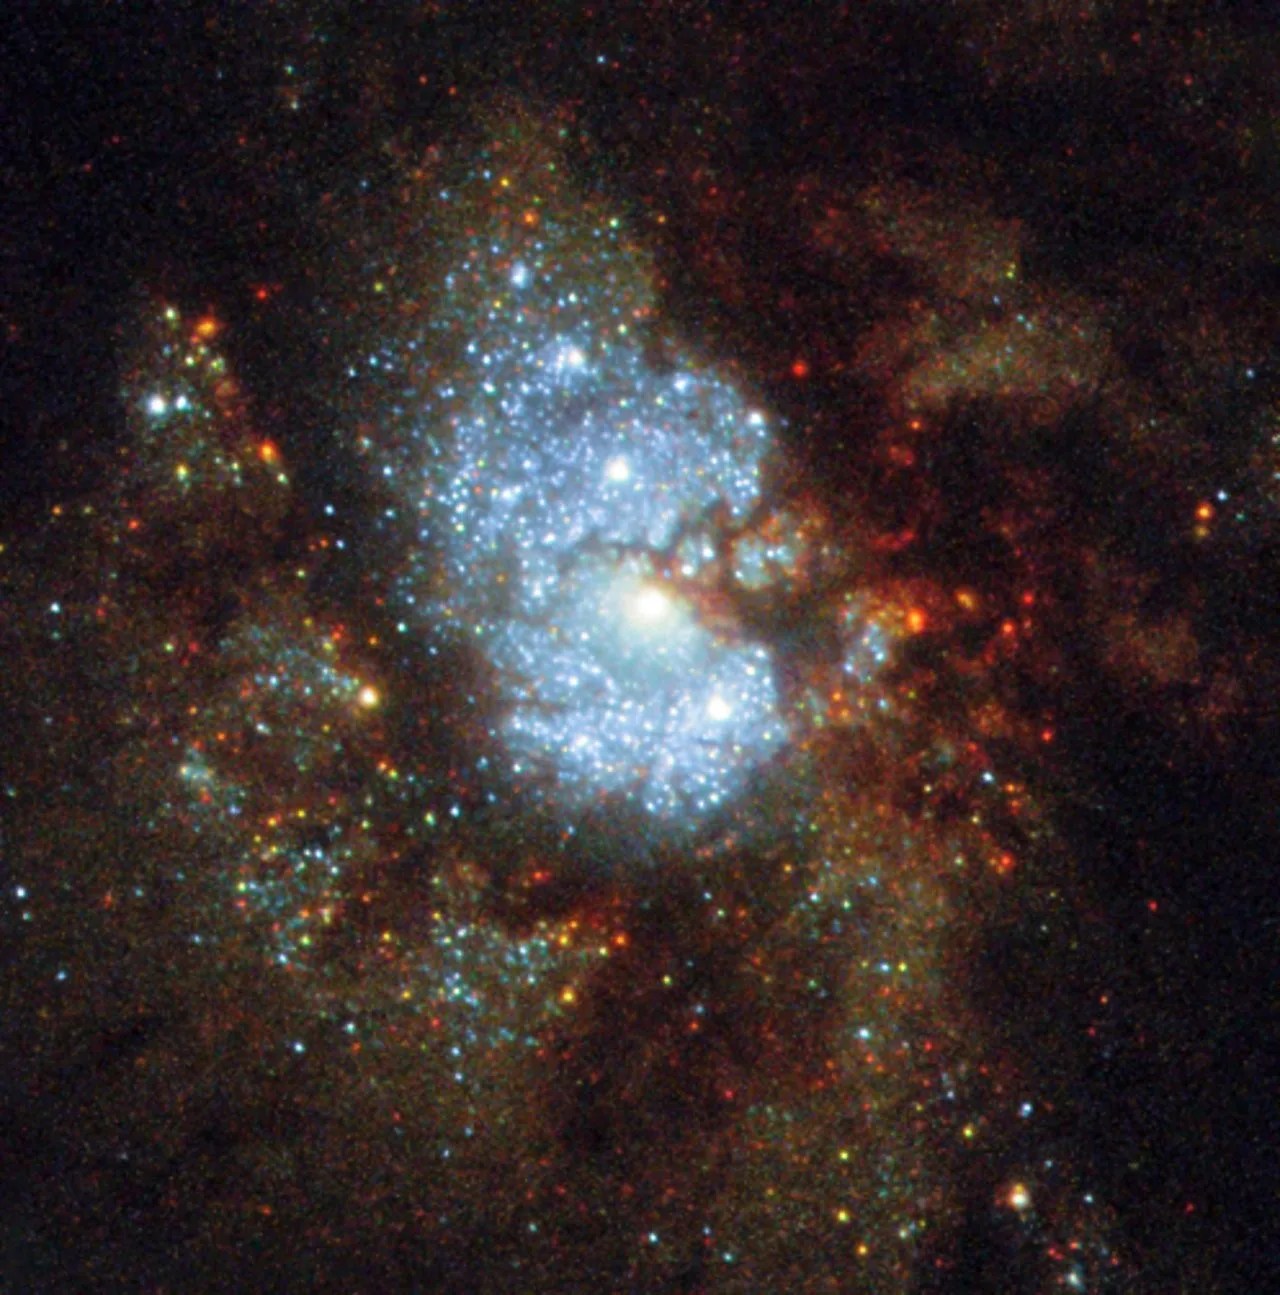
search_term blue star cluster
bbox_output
[373,151,789,821]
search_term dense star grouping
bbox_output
[366,139,791,820]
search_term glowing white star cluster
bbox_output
[375,179,789,820]
[437,336,784,819]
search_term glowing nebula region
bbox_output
[382,192,789,820]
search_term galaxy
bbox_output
[1,6,1276,1293]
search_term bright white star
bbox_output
[623,581,676,628]
[706,694,733,721]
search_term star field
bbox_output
[1,8,1275,1292]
